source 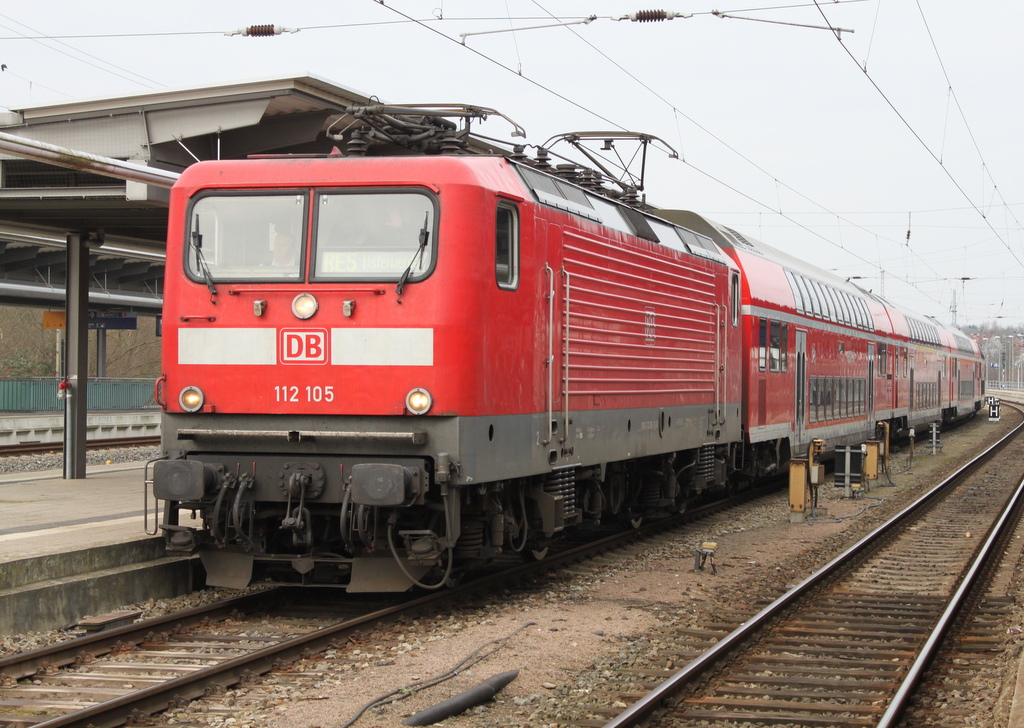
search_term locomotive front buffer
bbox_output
[148,453,444,591]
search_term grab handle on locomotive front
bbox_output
[143,456,167,536]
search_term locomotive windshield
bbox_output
[184,189,437,284]
[312,191,436,281]
[186,193,306,281]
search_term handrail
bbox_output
[543,265,555,446]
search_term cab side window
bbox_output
[496,202,519,290]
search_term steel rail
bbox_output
[0,589,290,683]
[4,482,777,728]
[0,435,160,457]
[604,406,1024,728]
[876,469,1024,726]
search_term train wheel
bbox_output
[522,539,551,562]
[444,570,466,588]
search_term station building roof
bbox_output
[0,74,378,311]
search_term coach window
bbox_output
[769,320,781,372]
[878,343,887,376]
[810,280,827,319]
[824,286,841,323]
[903,348,908,377]
[837,292,853,325]
[496,202,519,289]
[758,318,768,371]
[795,276,812,316]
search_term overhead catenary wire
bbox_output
[2,1,1011,322]
[517,1,945,307]
[812,0,1024,274]
[520,2,921,274]
[0,12,161,89]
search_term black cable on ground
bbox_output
[334,621,537,728]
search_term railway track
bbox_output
[598,406,1024,728]
[0,482,777,728]
[0,436,160,458]
[0,588,406,728]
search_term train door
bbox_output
[867,343,876,425]
[909,355,916,412]
[795,330,807,443]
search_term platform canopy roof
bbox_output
[0,74,387,311]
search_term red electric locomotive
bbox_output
[148,152,745,591]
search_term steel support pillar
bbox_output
[63,232,92,479]
[96,328,107,378]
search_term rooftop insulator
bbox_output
[620,187,641,205]
[579,169,603,191]
[346,131,368,157]
[439,131,466,155]
[555,163,580,182]
[510,145,528,162]
[534,148,552,170]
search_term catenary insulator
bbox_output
[227,24,298,37]
[627,10,680,22]
[245,24,280,36]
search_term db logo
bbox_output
[280,329,329,364]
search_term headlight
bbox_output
[179,386,204,412]
[406,388,432,415]
[292,293,318,319]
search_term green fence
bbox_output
[0,378,158,412]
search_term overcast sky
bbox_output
[1,1,1021,330]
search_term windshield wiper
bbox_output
[396,212,431,300]
[190,215,217,298]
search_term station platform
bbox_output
[0,461,155,561]
[0,461,196,635]
[0,410,160,447]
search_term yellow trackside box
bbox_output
[808,438,826,486]
[790,458,809,523]
[864,440,880,482]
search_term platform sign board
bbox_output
[43,311,139,330]
[43,311,65,330]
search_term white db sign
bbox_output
[280,329,328,364]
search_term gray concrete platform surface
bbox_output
[0,461,156,561]
[0,461,196,635]
[0,411,161,447]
